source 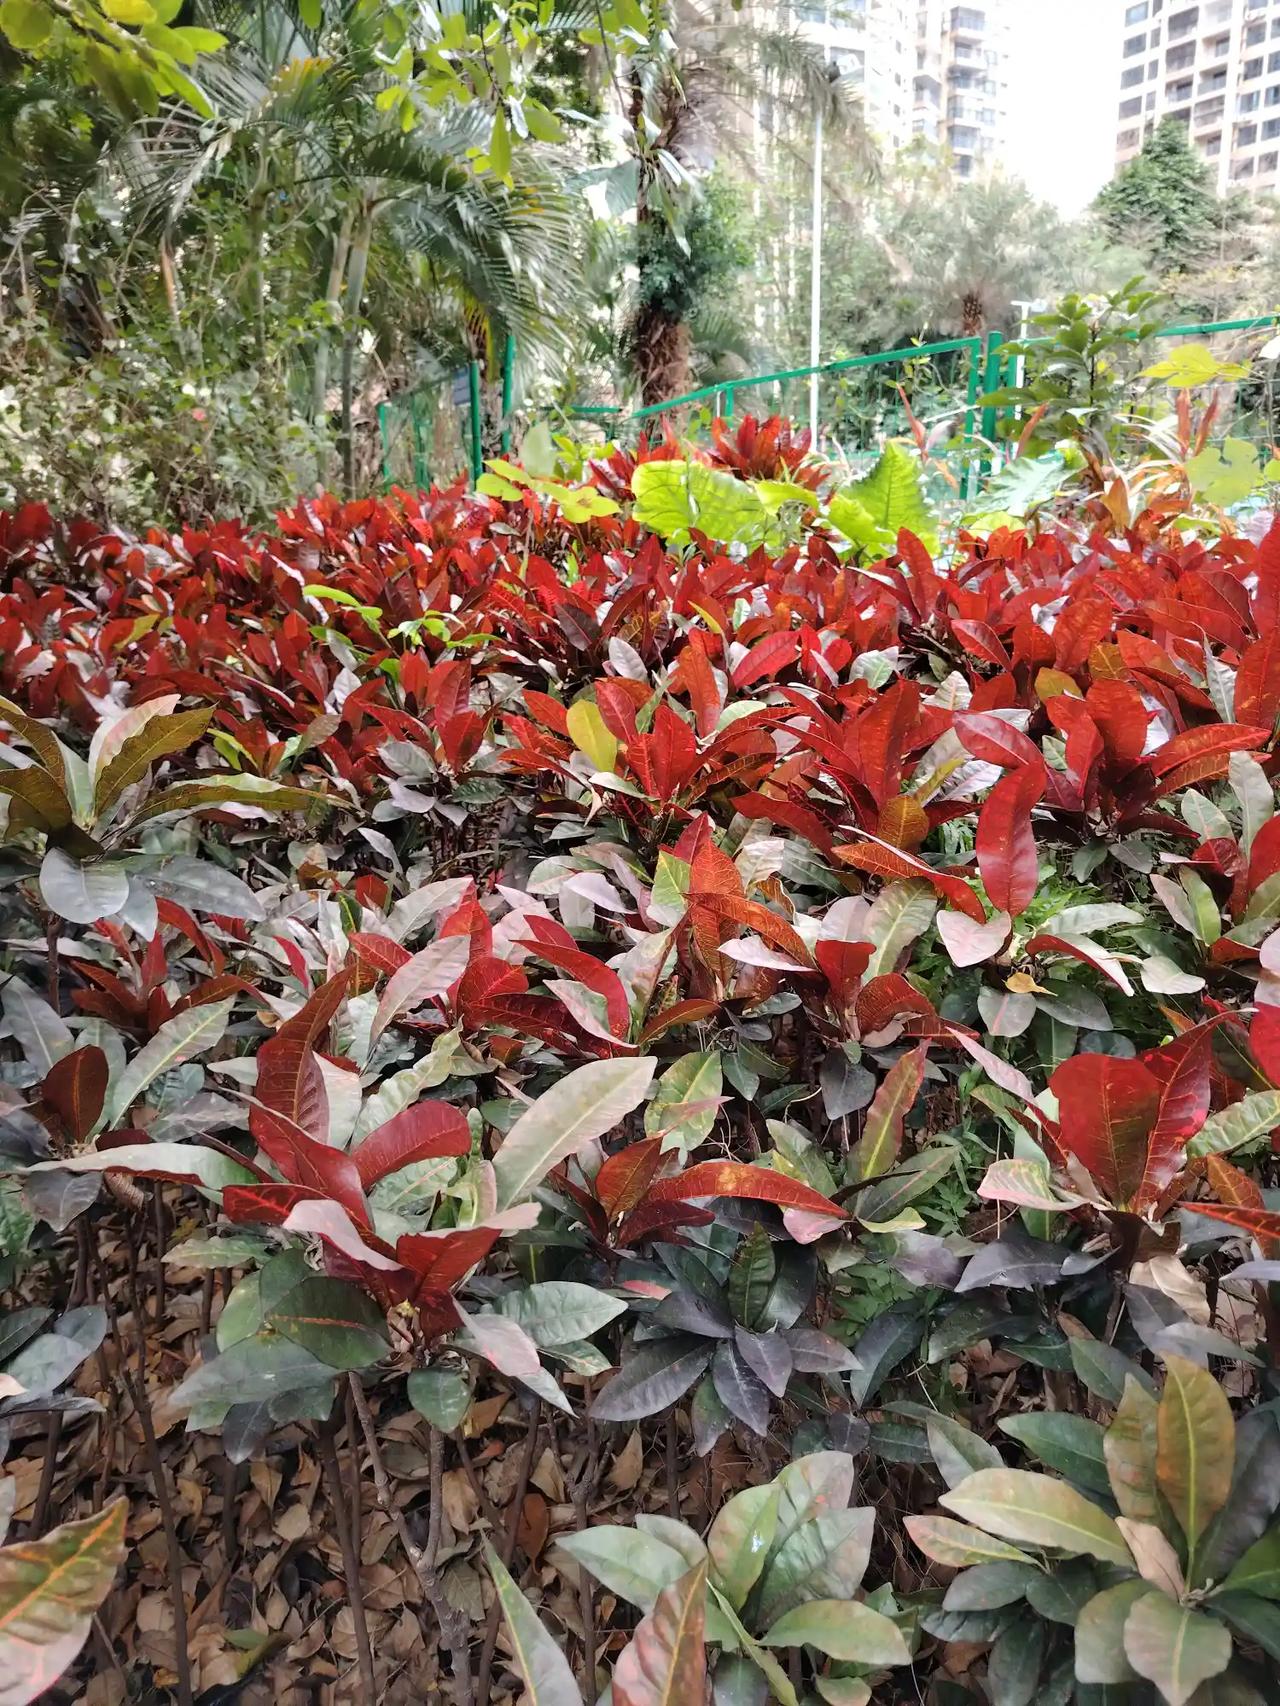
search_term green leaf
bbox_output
[492,1057,656,1209]
[1142,344,1250,389]
[1186,438,1264,507]
[848,1046,925,1184]
[1074,1580,1147,1685]
[707,1484,777,1610]
[1157,1355,1235,1562]
[39,850,129,927]
[905,1514,1039,1569]
[492,1282,626,1347]
[760,1598,909,1666]
[485,1545,582,1706]
[1219,1525,1280,1600]
[706,1582,799,1706]
[104,998,234,1127]
[1122,1592,1232,1706]
[645,1051,722,1156]
[132,774,332,827]
[943,1561,1041,1611]
[1188,1091,1280,1158]
[407,1368,472,1431]
[939,1469,1132,1566]
[972,452,1068,519]
[830,442,938,556]
[1070,1336,1157,1406]
[631,461,768,548]
[863,881,936,979]
[0,1500,127,1706]
[986,1619,1047,1706]
[555,1526,689,1612]
[998,1414,1111,1498]
[726,1224,775,1330]
[0,0,51,51]
[754,1508,875,1626]
[0,766,72,832]
[263,1276,387,1371]
[591,1340,712,1423]
[31,1142,253,1193]
[170,1334,335,1410]
[925,1412,1004,1489]
[771,1453,856,1551]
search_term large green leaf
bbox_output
[999,1414,1111,1498]
[1157,1355,1235,1564]
[170,1334,336,1409]
[486,1545,582,1706]
[0,1500,127,1706]
[1219,1525,1280,1599]
[407,1368,471,1431]
[38,850,129,926]
[863,881,936,979]
[940,1469,1131,1566]
[631,461,767,548]
[263,1275,388,1370]
[905,1515,1039,1569]
[93,706,213,814]
[1074,1580,1148,1685]
[1122,1592,1231,1706]
[1104,1377,1160,1522]
[770,1453,857,1551]
[971,451,1068,519]
[760,1598,909,1666]
[492,1056,656,1209]
[1188,1092,1280,1158]
[492,1282,626,1347]
[754,1508,875,1625]
[828,442,939,556]
[707,1485,777,1610]
[556,1527,689,1613]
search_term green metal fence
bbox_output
[377,314,1280,493]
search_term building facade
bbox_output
[913,0,1013,178]
[1115,0,1280,195]
[793,0,1011,175]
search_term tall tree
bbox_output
[1095,116,1220,275]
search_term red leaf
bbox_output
[976,765,1043,916]
[351,1100,471,1190]
[1136,1025,1215,1209]
[1049,1054,1160,1207]
[596,1138,665,1218]
[1146,723,1269,779]
[731,631,798,688]
[647,1161,846,1223]
[1252,1003,1280,1085]
[1234,632,1280,732]
[396,1227,502,1299]
[43,1046,108,1142]
[251,972,350,1150]
[613,1560,706,1706]
[849,1045,927,1181]
[953,712,1042,770]
[1191,1200,1280,1243]
[834,838,986,923]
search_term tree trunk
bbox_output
[960,290,984,338]
[314,207,355,486]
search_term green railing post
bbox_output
[980,329,1003,454]
[500,335,515,455]
[724,384,736,419]
[411,396,427,489]
[961,338,981,500]
[377,402,392,488]
[468,359,483,484]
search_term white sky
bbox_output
[1005,0,1124,215]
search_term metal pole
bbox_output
[808,5,828,443]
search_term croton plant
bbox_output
[2,419,1280,1704]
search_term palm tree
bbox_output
[621,0,873,405]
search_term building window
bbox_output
[1147,90,1157,108]
[1240,89,1261,110]
[1124,0,1147,17]
[950,7,985,29]
[1119,95,1143,117]
[1273,14,1280,34]
[1205,133,1221,154]
[1124,30,1145,52]
[1235,156,1256,176]
[1244,58,1264,78]
[1237,121,1259,144]
[1263,150,1279,171]
[1167,76,1191,98]
[1268,84,1280,104]
[1248,20,1266,43]
[1264,115,1280,136]
[1166,42,1194,68]
[1169,107,1192,124]
[1119,126,1140,147]
[1201,68,1228,90]
[1168,7,1199,37]
[1122,65,1145,86]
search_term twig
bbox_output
[30,1411,62,1537]
[348,1374,474,1706]
[318,1414,377,1705]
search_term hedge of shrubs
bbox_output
[1,421,1280,1706]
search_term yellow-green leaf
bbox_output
[565,700,618,774]
[1156,1354,1234,1559]
[939,1469,1131,1566]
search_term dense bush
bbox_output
[2,421,1280,1705]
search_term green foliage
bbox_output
[1096,118,1225,274]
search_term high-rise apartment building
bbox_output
[1114,0,1280,195]
[913,1,1013,179]
[792,0,1010,174]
